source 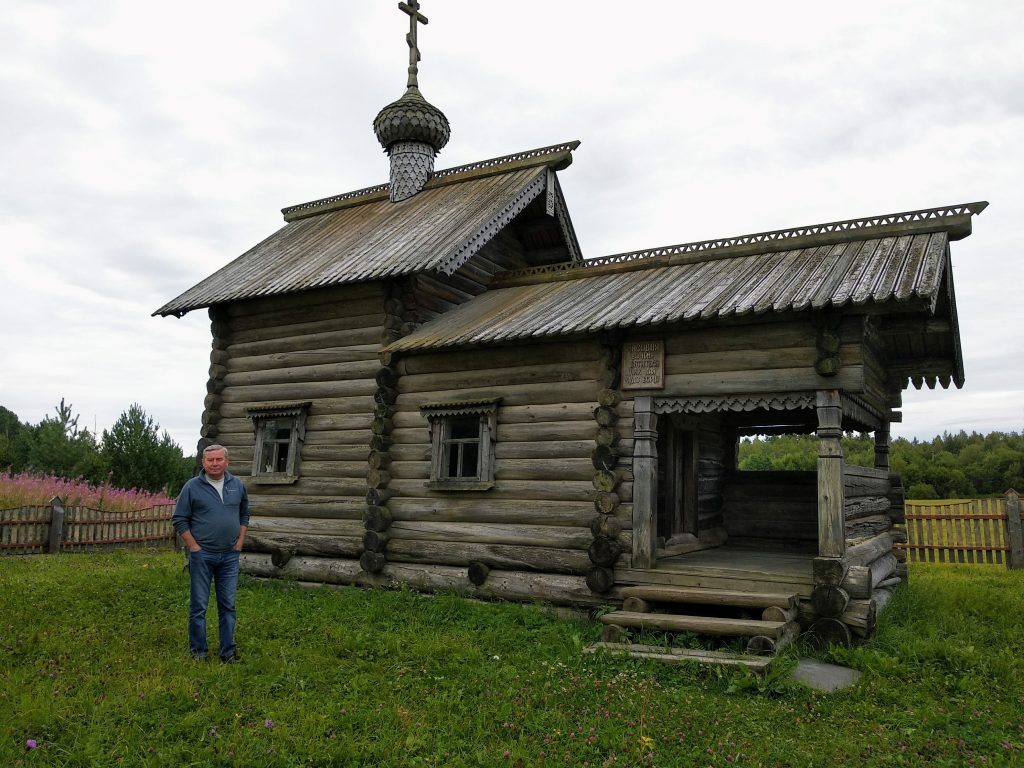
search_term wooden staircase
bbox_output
[586,585,802,671]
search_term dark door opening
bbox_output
[656,424,698,546]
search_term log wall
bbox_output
[720,470,818,545]
[202,282,386,557]
[652,317,866,398]
[386,338,626,591]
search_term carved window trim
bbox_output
[247,402,311,485]
[420,399,499,491]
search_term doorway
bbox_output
[656,421,698,546]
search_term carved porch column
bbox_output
[632,396,659,569]
[874,420,891,471]
[816,390,845,558]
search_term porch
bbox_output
[615,545,816,599]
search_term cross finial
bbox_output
[398,1,429,89]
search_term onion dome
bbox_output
[373,86,451,152]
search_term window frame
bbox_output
[420,399,499,491]
[247,401,311,485]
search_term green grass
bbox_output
[2,553,1023,767]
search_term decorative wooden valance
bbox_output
[245,401,312,419]
[419,398,500,418]
[652,393,815,415]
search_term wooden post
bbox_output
[48,496,65,554]
[632,397,658,569]
[874,421,890,471]
[1006,489,1023,570]
[816,390,845,558]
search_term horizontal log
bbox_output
[664,345,859,376]
[661,319,858,356]
[220,380,376,402]
[246,532,361,559]
[303,429,373,446]
[387,478,610,503]
[845,513,892,539]
[223,282,385,319]
[227,327,382,358]
[845,496,892,522]
[397,360,603,395]
[496,422,598,443]
[384,538,592,575]
[385,521,598,550]
[394,380,598,408]
[222,361,380,388]
[844,473,892,498]
[845,533,894,566]
[385,458,597,483]
[244,497,365,519]
[499,440,611,460]
[229,311,385,344]
[841,553,896,599]
[252,478,367,497]
[396,343,598,376]
[390,403,598,429]
[657,365,864,397]
[386,498,628,527]
[247,517,364,536]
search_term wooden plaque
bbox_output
[621,340,665,390]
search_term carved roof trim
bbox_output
[492,202,988,288]
[282,141,580,222]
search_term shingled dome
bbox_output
[373,86,450,151]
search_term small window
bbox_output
[421,400,499,490]
[247,402,310,484]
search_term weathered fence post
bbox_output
[1005,489,1023,570]
[48,496,65,554]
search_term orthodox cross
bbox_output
[399,1,429,88]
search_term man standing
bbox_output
[172,444,249,662]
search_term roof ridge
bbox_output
[492,201,988,287]
[281,140,580,221]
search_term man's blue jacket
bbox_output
[172,471,250,552]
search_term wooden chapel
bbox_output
[156,2,985,653]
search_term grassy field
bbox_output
[2,553,1023,767]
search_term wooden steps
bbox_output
[600,610,789,638]
[584,642,773,672]
[620,585,798,609]
[595,584,803,666]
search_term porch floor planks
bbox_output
[584,642,774,672]
[615,546,815,598]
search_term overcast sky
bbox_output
[2,0,1022,454]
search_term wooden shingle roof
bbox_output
[388,202,987,388]
[154,143,581,317]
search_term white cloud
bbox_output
[2,0,1022,450]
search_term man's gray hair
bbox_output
[203,444,229,458]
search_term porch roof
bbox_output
[388,203,986,389]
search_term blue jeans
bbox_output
[188,549,240,659]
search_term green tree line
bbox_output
[739,430,1024,499]
[0,399,194,497]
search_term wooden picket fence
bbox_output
[0,498,176,554]
[897,490,1023,568]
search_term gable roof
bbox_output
[154,142,582,317]
[388,202,987,388]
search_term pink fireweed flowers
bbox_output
[0,470,174,512]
